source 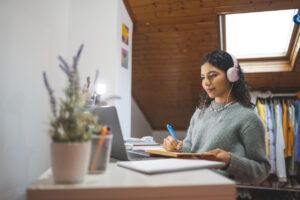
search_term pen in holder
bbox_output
[89,134,113,174]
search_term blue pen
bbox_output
[166,124,178,143]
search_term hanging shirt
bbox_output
[257,100,269,157]
[294,100,300,162]
[288,103,297,175]
[275,103,287,182]
[282,103,294,158]
[270,103,277,141]
[265,104,276,174]
[287,107,294,158]
[294,101,300,176]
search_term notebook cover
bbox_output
[145,149,216,159]
[117,158,225,174]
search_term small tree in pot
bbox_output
[43,44,98,183]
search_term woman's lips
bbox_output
[206,88,215,93]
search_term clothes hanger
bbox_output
[281,97,285,105]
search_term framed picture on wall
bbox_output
[122,23,129,45]
[121,48,128,69]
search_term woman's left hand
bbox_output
[201,148,231,168]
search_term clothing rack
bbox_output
[252,92,300,195]
[237,184,300,192]
[269,93,296,98]
[257,93,296,98]
[256,93,297,105]
[251,91,298,104]
[237,184,300,200]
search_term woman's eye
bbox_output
[201,76,205,80]
[210,74,217,79]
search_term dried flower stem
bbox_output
[43,44,98,142]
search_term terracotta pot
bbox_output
[51,141,91,184]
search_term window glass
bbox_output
[226,9,297,58]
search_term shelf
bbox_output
[237,184,300,192]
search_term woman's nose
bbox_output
[203,78,211,86]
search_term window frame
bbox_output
[219,11,300,73]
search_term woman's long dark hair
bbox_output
[199,50,254,109]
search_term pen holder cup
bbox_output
[88,134,113,174]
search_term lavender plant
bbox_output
[43,44,98,142]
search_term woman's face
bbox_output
[201,62,232,102]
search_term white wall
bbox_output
[67,0,132,139]
[67,0,118,99]
[131,98,152,138]
[0,1,69,200]
[0,0,131,200]
[115,0,133,139]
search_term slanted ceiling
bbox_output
[124,0,300,130]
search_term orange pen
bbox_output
[90,126,108,171]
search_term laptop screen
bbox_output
[92,106,129,161]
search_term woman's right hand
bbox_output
[163,136,183,152]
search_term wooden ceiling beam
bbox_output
[133,7,216,20]
[216,0,300,14]
[133,39,218,46]
[135,14,217,27]
[133,44,218,51]
[130,0,299,12]
[132,59,204,65]
[132,45,218,54]
[133,30,218,40]
[135,21,217,33]
[129,0,278,13]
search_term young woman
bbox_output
[163,50,270,184]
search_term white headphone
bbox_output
[226,53,239,82]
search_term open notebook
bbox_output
[145,149,216,159]
[117,158,225,174]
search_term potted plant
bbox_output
[43,44,98,184]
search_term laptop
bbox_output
[92,106,153,161]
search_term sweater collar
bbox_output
[211,100,238,109]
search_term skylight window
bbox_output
[225,9,297,59]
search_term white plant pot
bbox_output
[51,141,91,184]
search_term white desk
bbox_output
[27,163,236,200]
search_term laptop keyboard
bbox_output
[127,150,149,156]
[126,150,164,161]
[126,150,152,161]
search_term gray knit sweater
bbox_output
[181,101,271,184]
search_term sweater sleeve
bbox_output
[181,108,201,153]
[225,116,271,185]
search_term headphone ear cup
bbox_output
[227,67,239,82]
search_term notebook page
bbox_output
[117,158,225,174]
